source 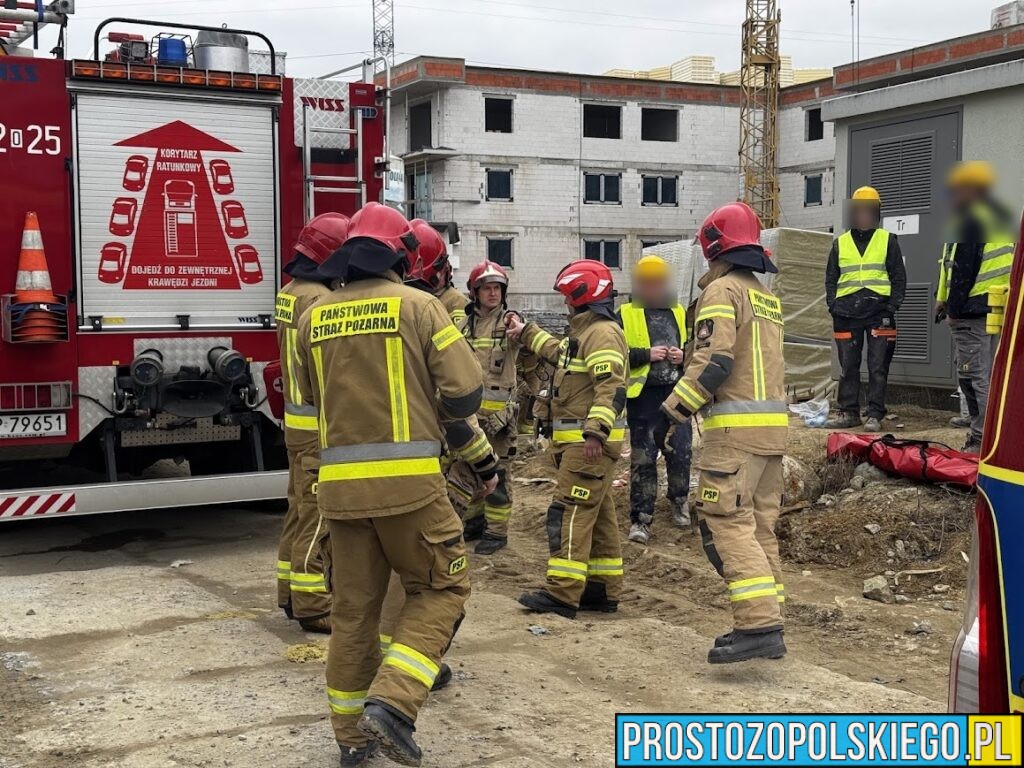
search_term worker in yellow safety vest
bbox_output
[617,254,693,546]
[935,161,1016,453]
[274,212,350,633]
[660,202,788,664]
[824,186,906,432]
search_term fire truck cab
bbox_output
[0,11,387,521]
[949,214,1024,714]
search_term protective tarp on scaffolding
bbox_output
[760,227,836,401]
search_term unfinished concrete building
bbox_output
[389,58,835,309]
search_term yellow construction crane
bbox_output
[739,0,781,227]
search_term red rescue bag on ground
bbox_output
[826,432,979,489]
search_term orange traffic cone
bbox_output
[14,212,59,305]
[10,212,65,342]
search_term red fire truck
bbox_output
[0,13,387,520]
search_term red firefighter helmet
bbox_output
[467,260,509,293]
[293,212,350,265]
[346,202,418,254]
[554,259,615,307]
[405,219,451,291]
[698,202,762,260]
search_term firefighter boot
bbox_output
[714,630,735,647]
[431,663,453,692]
[707,628,786,664]
[463,514,486,542]
[358,701,422,767]
[578,580,619,614]
[339,741,379,767]
[714,628,784,647]
[474,533,507,555]
[300,616,332,634]
[518,590,577,619]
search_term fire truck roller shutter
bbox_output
[73,91,280,329]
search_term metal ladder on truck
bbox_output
[0,0,74,51]
[301,102,366,220]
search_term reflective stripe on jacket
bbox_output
[662,264,787,455]
[836,229,891,298]
[276,278,330,451]
[521,312,628,457]
[295,273,493,518]
[619,301,687,398]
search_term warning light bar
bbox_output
[71,60,283,93]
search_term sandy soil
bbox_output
[0,411,968,767]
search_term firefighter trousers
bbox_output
[277,445,331,620]
[324,495,470,747]
[696,447,784,631]
[543,445,624,608]
[464,426,516,538]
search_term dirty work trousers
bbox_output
[832,311,897,420]
[277,445,331,620]
[463,426,516,538]
[950,317,998,443]
[626,385,693,524]
[696,447,784,630]
[324,495,470,747]
[543,444,624,608]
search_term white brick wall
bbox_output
[394,82,837,306]
[778,103,837,231]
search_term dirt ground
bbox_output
[0,410,971,767]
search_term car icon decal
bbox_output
[122,155,149,192]
[233,245,263,284]
[221,200,249,238]
[98,242,128,284]
[109,197,139,237]
[209,159,235,195]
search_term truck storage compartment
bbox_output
[73,91,279,330]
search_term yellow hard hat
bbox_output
[634,254,670,281]
[947,160,996,190]
[851,186,881,204]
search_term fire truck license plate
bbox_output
[0,413,67,439]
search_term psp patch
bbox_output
[448,555,467,575]
[700,487,720,503]
[570,485,591,501]
[593,362,612,377]
[696,318,715,340]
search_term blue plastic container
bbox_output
[157,38,188,66]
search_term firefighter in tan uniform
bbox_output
[660,202,788,664]
[407,218,468,323]
[294,203,497,767]
[506,260,628,619]
[451,260,537,554]
[274,213,349,632]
